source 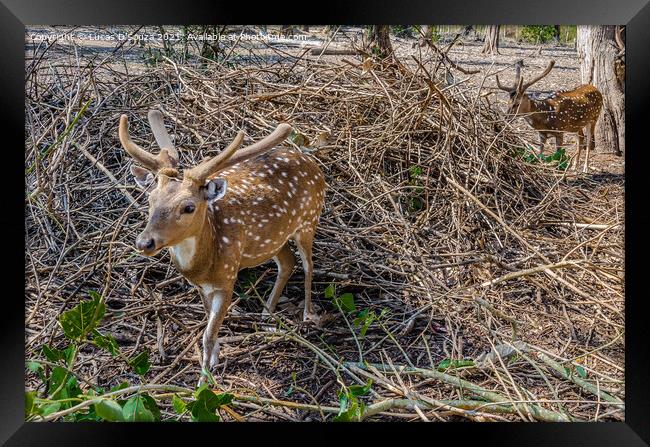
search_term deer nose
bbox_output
[136,235,156,253]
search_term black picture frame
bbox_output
[6,0,649,445]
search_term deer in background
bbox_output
[119,110,326,384]
[497,60,603,172]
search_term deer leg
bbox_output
[574,130,585,171]
[198,282,234,386]
[554,133,564,151]
[264,242,296,314]
[537,133,548,155]
[584,122,596,173]
[294,230,318,323]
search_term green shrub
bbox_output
[520,25,557,44]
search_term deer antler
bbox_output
[495,75,512,91]
[185,131,245,183]
[496,60,525,92]
[522,60,555,90]
[217,123,292,172]
[186,123,293,183]
[119,114,176,172]
[148,110,178,165]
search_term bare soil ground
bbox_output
[25,26,624,422]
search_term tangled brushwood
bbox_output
[25,43,624,421]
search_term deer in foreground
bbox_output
[119,110,326,384]
[497,60,603,172]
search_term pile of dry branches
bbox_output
[25,37,624,421]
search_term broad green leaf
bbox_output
[324,284,336,300]
[128,351,150,376]
[70,406,101,422]
[41,402,62,417]
[27,361,42,373]
[47,366,69,398]
[122,395,155,422]
[58,292,105,340]
[140,393,161,421]
[92,330,119,356]
[95,399,124,422]
[41,344,75,364]
[25,391,39,418]
[335,293,356,313]
[348,380,372,397]
[172,394,186,414]
[186,389,232,422]
[109,381,130,393]
[575,365,587,379]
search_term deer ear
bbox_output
[204,178,227,205]
[130,165,155,191]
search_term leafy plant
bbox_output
[520,25,557,44]
[25,290,155,422]
[325,283,356,313]
[334,380,373,422]
[173,385,234,422]
[407,165,425,212]
[515,146,569,170]
[326,284,387,338]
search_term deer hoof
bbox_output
[302,310,320,324]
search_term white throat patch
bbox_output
[169,236,197,270]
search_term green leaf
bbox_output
[353,309,376,338]
[47,366,69,398]
[25,391,40,418]
[172,394,187,414]
[575,365,587,379]
[186,389,232,422]
[95,399,124,422]
[348,380,372,397]
[41,344,75,364]
[335,293,356,313]
[122,395,155,422]
[58,291,105,340]
[109,381,130,393]
[128,351,150,376]
[140,393,161,421]
[324,284,336,300]
[41,402,62,417]
[92,329,119,357]
[27,361,42,373]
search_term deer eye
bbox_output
[182,203,195,214]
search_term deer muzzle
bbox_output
[136,232,159,256]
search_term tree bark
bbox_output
[577,25,624,155]
[481,25,500,55]
[369,25,393,58]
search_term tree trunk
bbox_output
[577,25,624,155]
[553,25,561,44]
[481,25,500,54]
[281,25,293,38]
[370,25,393,58]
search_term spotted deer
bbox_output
[497,60,603,172]
[119,110,326,384]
